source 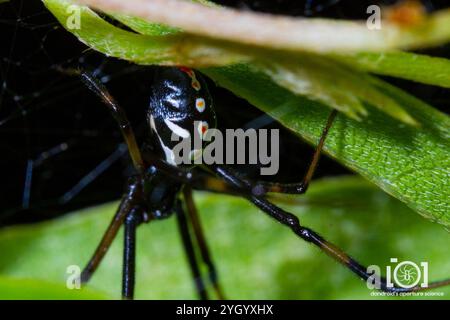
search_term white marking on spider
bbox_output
[164,118,190,138]
[150,115,177,166]
[149,115,157,132]
[157,135,177,166]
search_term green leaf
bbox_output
[256,55,417,124]
[107,0,217,36]
[0,177,448,299]
[110,13,180,36]
[0,277,110,299]
[331,51,450,88]
[204,65,450,228]
[43,0,248,66]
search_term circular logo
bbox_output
[393,261,421,288]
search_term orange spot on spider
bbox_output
[196,98,206,112]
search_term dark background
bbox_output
[0,0,448,225]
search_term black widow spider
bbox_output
[70,66,450,299]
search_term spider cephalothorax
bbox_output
[147,67,217,166]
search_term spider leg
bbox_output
[213,165,450,293]
[122,206,145,299]
[191,110,337,197]
[183,187,226,299]
[243,109,337,196]
[175,199,209,300]
[57,68,145,174]
[81,177,143,284]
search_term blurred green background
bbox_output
[0,176,448,299]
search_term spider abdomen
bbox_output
[147,67,217,166]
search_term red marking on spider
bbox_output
[178,66,195,78]
[198,121,209,137]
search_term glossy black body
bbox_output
[142,166,181,219]
[147,67,216,156]
[142,67,216,219]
